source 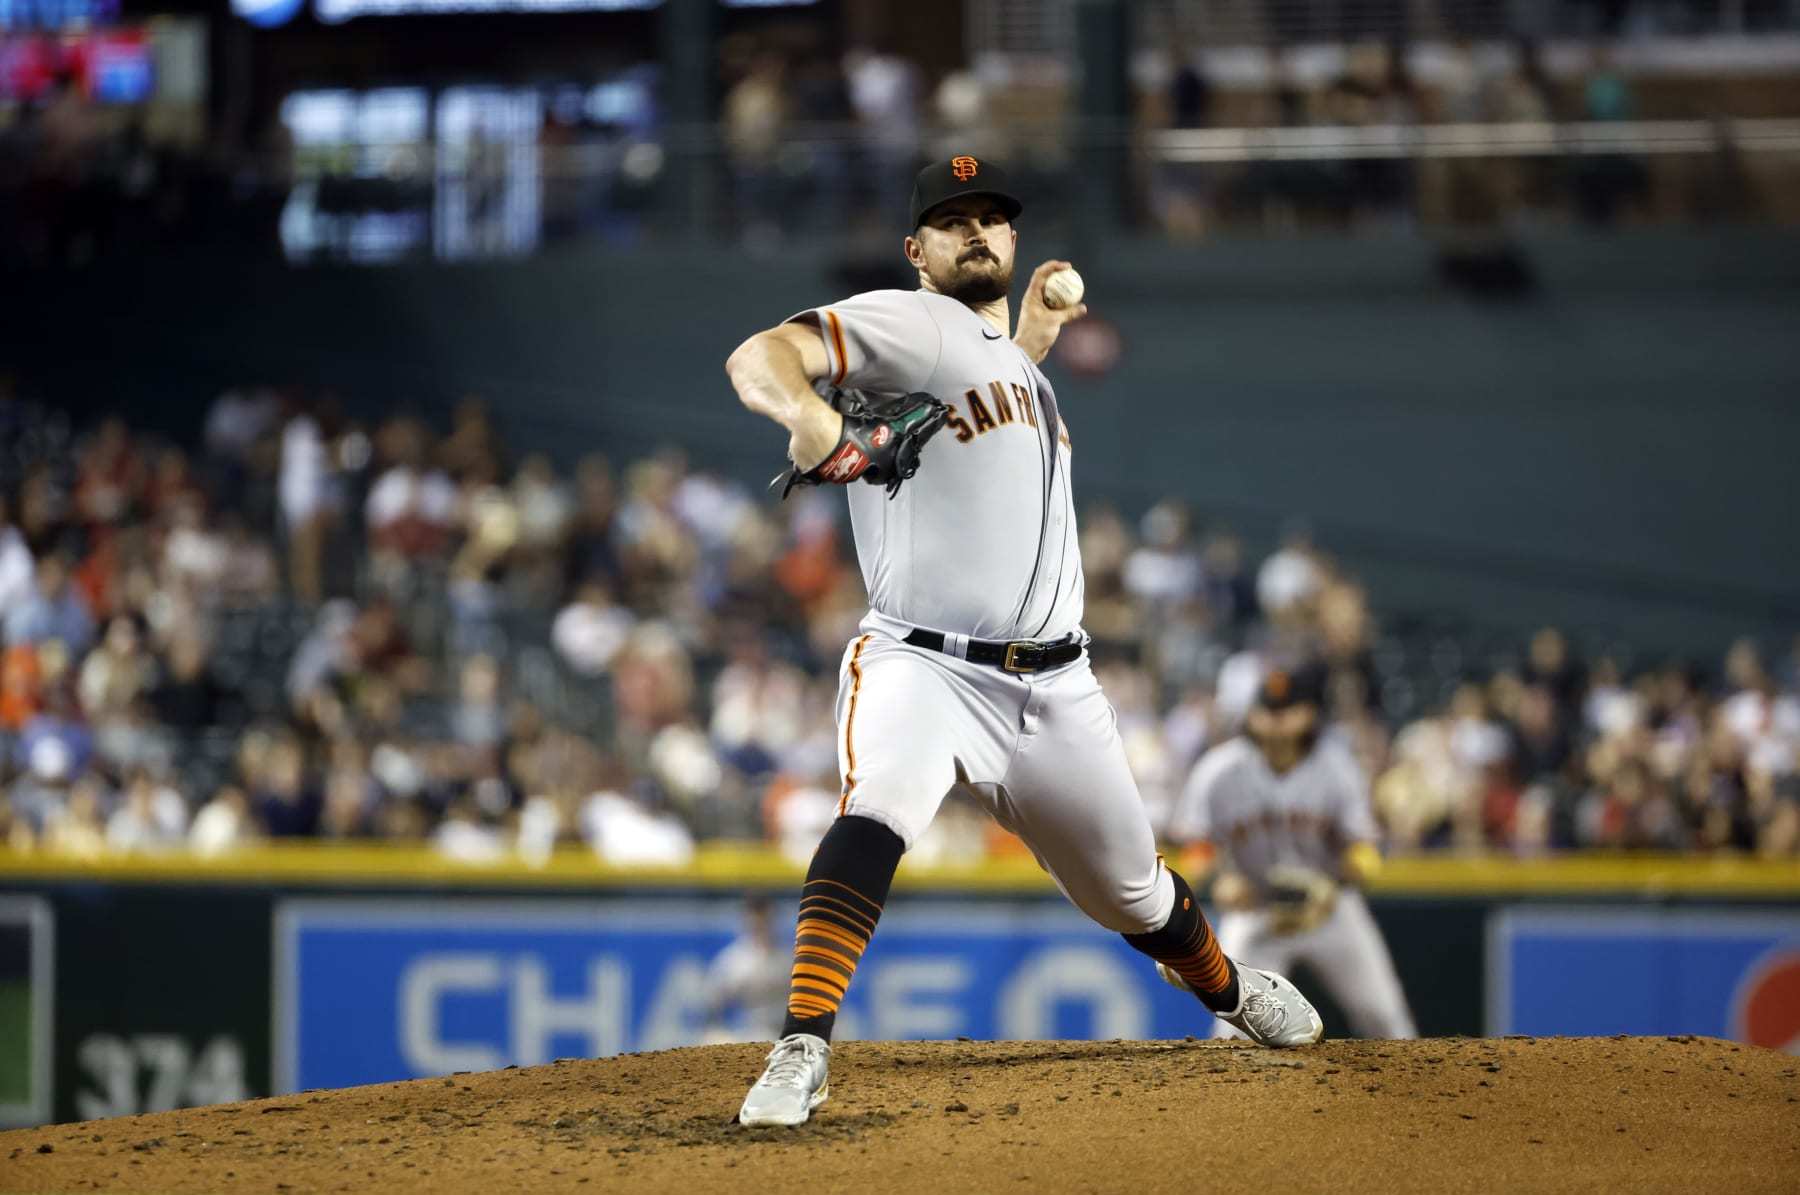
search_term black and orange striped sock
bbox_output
[780,814,906,1042]
[1122,867,1241,1014]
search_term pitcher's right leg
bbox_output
[781,814,904,1043]
[739,814,904,1127]
[741,634,1012,1126]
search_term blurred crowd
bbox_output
[0,382,1795,866]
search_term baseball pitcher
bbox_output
[726,157,1325,1128]
[1169,665,1417,1039]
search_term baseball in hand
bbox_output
[1042,267,1085,311]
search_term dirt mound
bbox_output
[2,1037,1795,1193]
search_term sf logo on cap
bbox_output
[951,155,979,181]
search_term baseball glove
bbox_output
[774,391,950,500]
[1265,864,1339,936]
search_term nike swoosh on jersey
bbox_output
[981,330,1003,340]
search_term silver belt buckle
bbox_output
[1002,642,1040,674]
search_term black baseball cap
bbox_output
[1257,663,1327,711]
[909,155,1024,230]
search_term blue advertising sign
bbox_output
[1487,907,1800,1049]
[273,898,1220,1094]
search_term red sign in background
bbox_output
[1730,947,1800,1054]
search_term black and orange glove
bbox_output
[776,391,950,500]
[1265,864,1338,936]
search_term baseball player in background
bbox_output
[725,156,1324,1128]
[701,895,793,1044]
[1169,665,1417,1040]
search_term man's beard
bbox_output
[933,252,1012,304]
[1254,728,1318,774]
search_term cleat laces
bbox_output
[1237,989,1289,1039]
[760,1038,822,1090]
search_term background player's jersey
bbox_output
[787,288,1081,642]
[1169,738,1378,897]
[704,933,791,1042]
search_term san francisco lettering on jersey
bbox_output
[787,288,1081,642]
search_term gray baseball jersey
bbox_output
[782,286,1174,941]
[1175,737,1417,1040]
[1170,737,1378,895]
[787,288,1080,642]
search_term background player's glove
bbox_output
[1265,864,1339,936]
[775,391,950,500]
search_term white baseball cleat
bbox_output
[1157,962,1325,1048]
[738,1033,831,1127]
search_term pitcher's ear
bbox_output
[904,235,925,267]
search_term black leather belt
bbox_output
[903,629,1084,674]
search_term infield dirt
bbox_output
[2,1036,1796,1193]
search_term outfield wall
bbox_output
[1,849,1797,1127]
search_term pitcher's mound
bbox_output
[3,1037,1796,1193]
